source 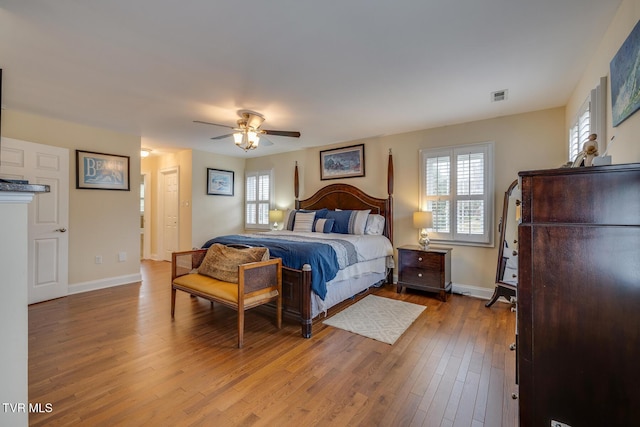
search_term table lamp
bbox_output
[413,211,433,249]
[269,209,284,230]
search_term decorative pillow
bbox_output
[365,214,385,235]
[313,218,335,233]
[283,208,328,230]
[197,243,269,283]
[293,211,316,232]
[283,209,296,231]
[310,208,329,219]
[325,210,352,234]
[325,209,371,234]
[349,209,371,235]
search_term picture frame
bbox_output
[76,150,130,191]
[610,19,640,127]
[207,168,234,196]
[320,144,365,180]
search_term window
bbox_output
[568,76,607,162]
[420,142,494,246]
[245,170,273,229]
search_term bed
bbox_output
[204,151,395,338]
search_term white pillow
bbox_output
[293,211,316,232]
[365,214,385,235]
[349,209,371,235]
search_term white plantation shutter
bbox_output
[245,170,273,229]
[568,77,606,163]
[424,153,451,235]
[456,151,484,238]
[420,142,494,246]
[569,98,590,162]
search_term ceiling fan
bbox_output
[194,111,301,151]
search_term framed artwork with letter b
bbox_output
[76,150,130,191]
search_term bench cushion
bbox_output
[197,243,269,283]
[173,273,278,305]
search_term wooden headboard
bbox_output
[295,150,394,243]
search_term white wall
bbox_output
[0,196,31,427]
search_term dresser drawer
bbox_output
[398,266,440,287]
[399,250,442,270]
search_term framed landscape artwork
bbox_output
[610,19,640,127]
[320,144,365,180]
[76,150,130,190]
[207,168,234,196]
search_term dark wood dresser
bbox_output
[517,164,640,427]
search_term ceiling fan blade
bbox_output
[211,133,233,140]
[258,136,274,147]
[194,120,235,130]
[262,130,301,138]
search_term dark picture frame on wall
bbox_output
[207,168,234,196]
[610,19,640,127]
[76,150,130,191]
[320,144,365,180]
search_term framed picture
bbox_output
[611,19,640,127]
[207,168,234,196]
[320,144,365,180]
[76,150,130,191]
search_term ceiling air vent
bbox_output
[491,89,508,102]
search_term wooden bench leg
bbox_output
[238,309,244,349]
[171,288,176,317]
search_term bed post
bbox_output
[387,149,394,285]
[292,160,312,337]
[294,161,300,209]
[387,148,394,244]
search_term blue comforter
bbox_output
[202,235,350,300]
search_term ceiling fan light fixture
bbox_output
[248,130,259,148]
[233,129,260,151]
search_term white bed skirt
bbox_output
[311,257,389,318]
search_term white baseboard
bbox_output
[68,272,142,295]
[451,282,494,300]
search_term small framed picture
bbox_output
[76,150,130,191]
[207,168,234,196]
[320,144,365,180]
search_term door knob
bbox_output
[55,228,67,233]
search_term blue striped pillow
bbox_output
[313,218,335,233]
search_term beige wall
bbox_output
[248,107,566,290]
[2,110,141,286]
[142,148,246,253]
[191,150,246,248]
[142,150,193,258]
[567,0,640,163]
[2,0,630,293]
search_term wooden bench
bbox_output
[171,248,282,348]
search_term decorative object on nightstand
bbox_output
[413,211,433,249]
[269,209,284,230]
[397,245,452,302]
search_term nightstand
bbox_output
[397,245,452,301]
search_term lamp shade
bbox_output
[413,211,433,229]
[269,209,284,223]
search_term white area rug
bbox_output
[323,295,426,345]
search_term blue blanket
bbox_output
[203,235,352,300]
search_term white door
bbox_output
[140,173,151,260]
[0,138,69,304]
[160,167,179,261]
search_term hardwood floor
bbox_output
[28,260,518,426]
